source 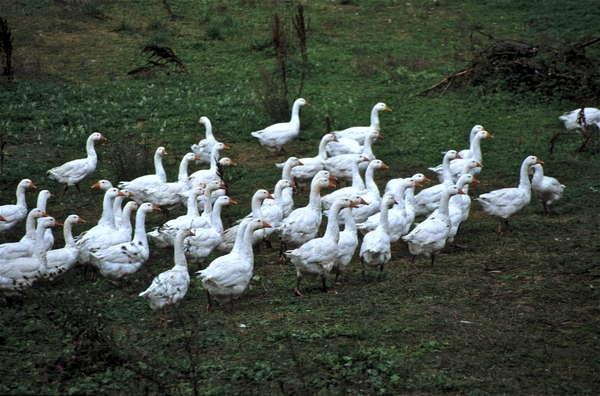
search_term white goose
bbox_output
[403,186,465,269]
[331,102,391,143]
[0,217,58,299]
[284,133,338,189]
[0,179,37,233]
[90,202,161,285]
[413,151,467,217]
[197,218,271,312]
[286,197,358,296]
[429,130,493,182]
[35,190,54,248]
[277,172,336,252]
[188,142,232,187]
[279,156,303,217]
[358,178,419,241]
[260,179,295,240]
[458,125,488,159]
[45,215,86,281]
[324,129,381,181]
[185,195,236,267]
[117,201,139,240]
[47,132,106,195]
[186,157,235,208]
[530,163,565,217]
[191,116,217,165]
[117,146,168,200]
[217,189,274,254]
[402,173,429,236]
[147,186,205,248]
[140,227,195,326]
[559,107,600,137]
[332,195,368,284]
[251,98,310,156]
[142,152,200,221]
[476,156,543,233]
[428,174,479,246]
[0,209,48,263]
[321,159,388,222]
[359,194,396,277]
[76,188,128,267]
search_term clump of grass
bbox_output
[205,15,235,41]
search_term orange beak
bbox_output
[457,188,466,195]
[152,205,162,211]
[262,221,272,228]
[223,144,231,150]
[486,132,494,139]
[455,153,463,159]
[380,162,389,169]
[78,218,86,223]
[349,201,359,208]
[228,198,238,205]
[536,159,544,164]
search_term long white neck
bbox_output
[173,232,189,268]
[210,202,226,234]
[132,209,150,245]
[518,161,533,192]
[178,157,193,183]
[86,135,98,160]
[154,152,167,183]
[15,184,28,209]
[317,137,330,160]
[469,135,484,162]
[324,202,344,243]
[362,135,376,157]
[34,221,50,271]
[378,201,391,234]
[404,186,416,213]
[393,185,408,216]
[370,107,381,130]
[113,196,126,222]
[442,154,455,185]
[186,192,203,217]
[64,220,77,248]
[203,187,218,215]
[290,101,302,123]
[203,119,214,140]
[308,184,324,211]
[100,193,117,229]
[230,222,249,254]
[23,213,39,241]
[36,193,50,212]
[437,190,454,218]
[364,165,381,197]
[251,195,266,219]
[340,208,356,233]
[350,161,366,190]
[209,146,221,171]
[273,183,285,205]
[120,205,136,234]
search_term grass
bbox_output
[0,0,599,394]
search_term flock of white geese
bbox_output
[0,100,579,323]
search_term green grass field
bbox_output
[0,1,599,394]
